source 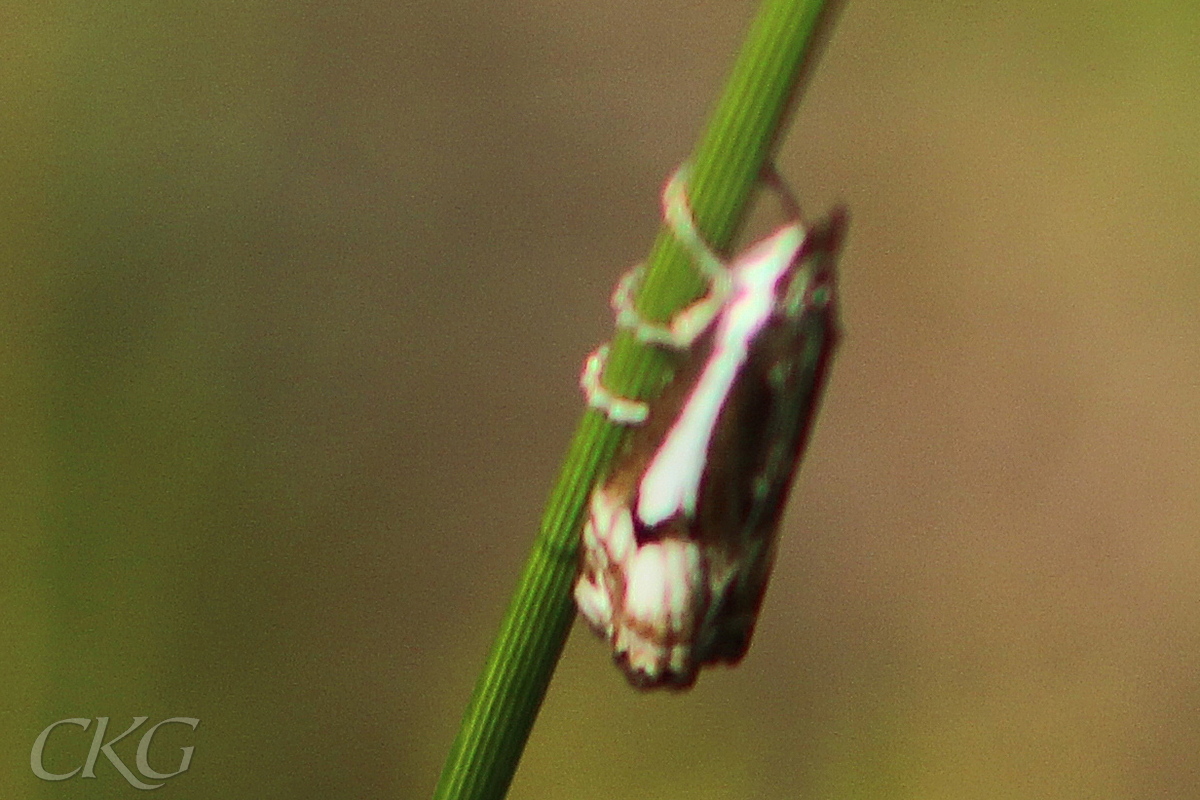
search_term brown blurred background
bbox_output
[4,1,1199,798]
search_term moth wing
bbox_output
[694,212,844,667]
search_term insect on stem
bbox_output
[576,162,847,689]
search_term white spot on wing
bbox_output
[636,226,804,527]
[620,539,705,678]
[576,488,641,636]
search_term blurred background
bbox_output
[4,1,1199,797]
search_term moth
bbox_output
[575,164,846,689]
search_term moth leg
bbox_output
[611,165,731,350]
[757,161,803,223]
[579,344,649,425]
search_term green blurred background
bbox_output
[4,1,1199,798]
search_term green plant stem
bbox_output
[432,1,837,798]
